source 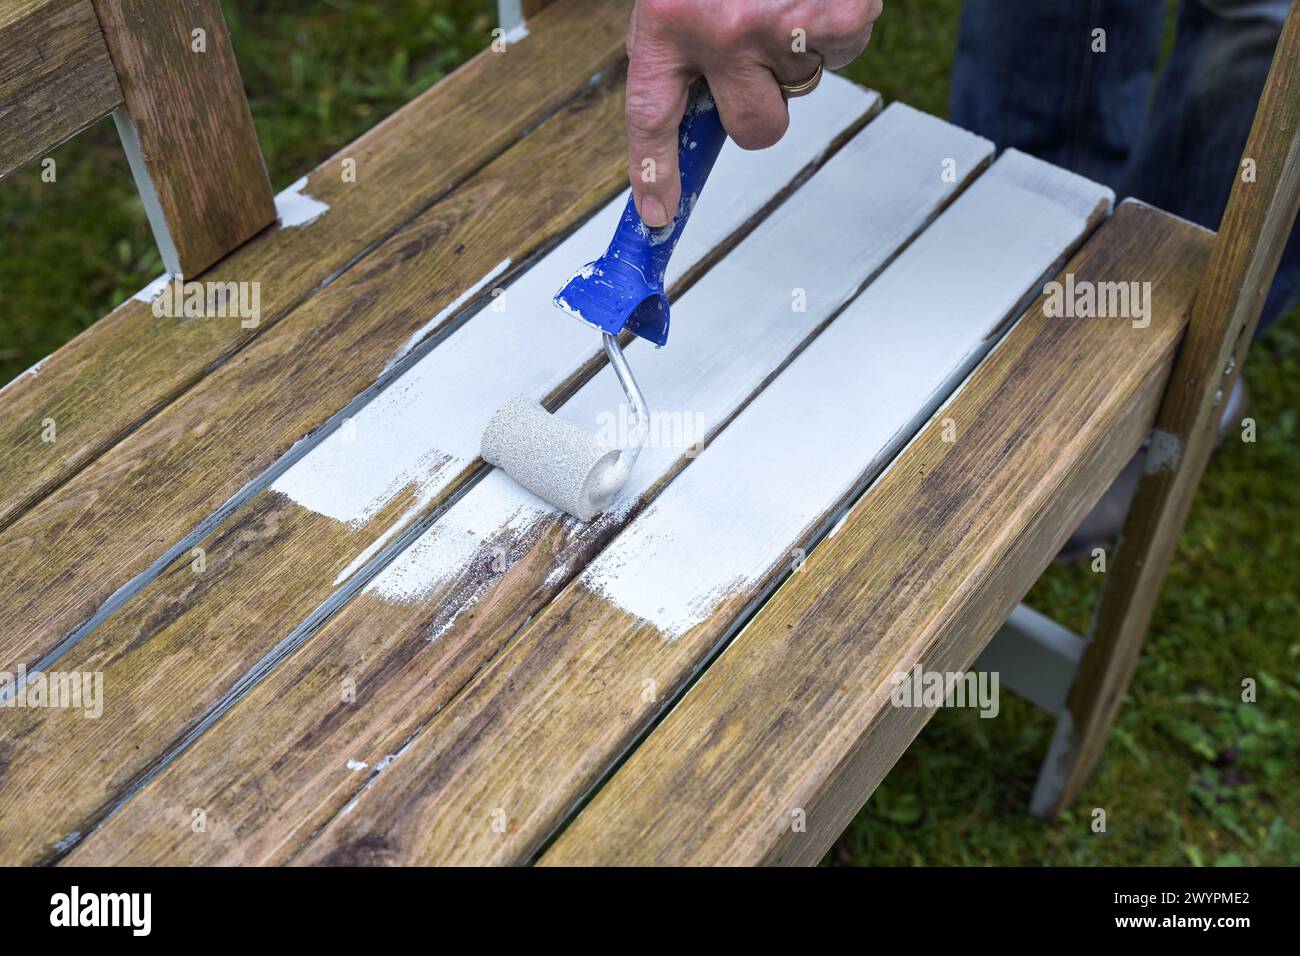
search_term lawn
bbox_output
[1,0,1295,866]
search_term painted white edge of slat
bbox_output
[365,104,995,611]
[580,148,1115,638]
[271,74,878,534]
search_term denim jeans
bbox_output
[951,0,1297,333]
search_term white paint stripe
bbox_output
[385,258,512,371]
[365,104,995,606]
[272,75,879,527]
[582,149,1113,638]
[132,273,171,304]
[275,176,330,228]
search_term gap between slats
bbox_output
[0,0,631,535]
[282,151,1114,866]
[70,104,999,867]
[21,80,882,866]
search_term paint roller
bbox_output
[481,80,728,521]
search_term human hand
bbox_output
[625,0,882,227]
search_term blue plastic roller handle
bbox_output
[553,80,728,346]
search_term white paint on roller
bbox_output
[132,273,172,303]
[346,759,368,772]
[365,104,996,607]
[275,176,330,228]
[582,149,1114,638]
[481,397,621,520]
[386,258,513,371]
[273,75,880,527]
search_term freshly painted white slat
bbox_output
[581,149,1114,638]
[366,104,995,611]
[271,74,880,531]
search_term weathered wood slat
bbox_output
[542,203,1213,866]
[0,0,632,532]
[282,151,1114,866]
[0,0,123,179]
[3,77,880,867]
[0,71,632,686]
[66,102,973,866]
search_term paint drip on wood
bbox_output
[275,176,330,229]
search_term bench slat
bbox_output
[4,77,877,867]
[69,101,979,866]
[542,203,1213,866]
[0,0,123,178]
[0,70,628,686]
[0,74,630,867]
[0,0,631,532]
[285,151,1113,866]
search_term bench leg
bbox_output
[973,605,1086,819]
[1030,1,1300,818]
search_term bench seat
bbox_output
[0,1,1222,867]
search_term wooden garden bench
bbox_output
[0,0,1295,866]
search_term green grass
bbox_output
[0,0,492,382]
[1,1,1295,866]
[829,0,1300,868]
[831,320,1300,866]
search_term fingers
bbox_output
[626,40,692,228]
[768,48,825,95]
[809,25,874,71]
[805,0,881,69]
[706,61,790,150]
[623,0,882,223]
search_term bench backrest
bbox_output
[0,0,275,276]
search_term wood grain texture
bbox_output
[0,0,632,534]
[0,77,631,867]
[89,0,275,275]
[0,75,873,679]
[1043,1,1300,814]
[543,203,1214,866]
[66,103,976,867]
[285,154,1112,867]
[8,77,880,868]
[0,0,122,178]
[0,72,632,696]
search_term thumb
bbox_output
[625,48,690,228]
